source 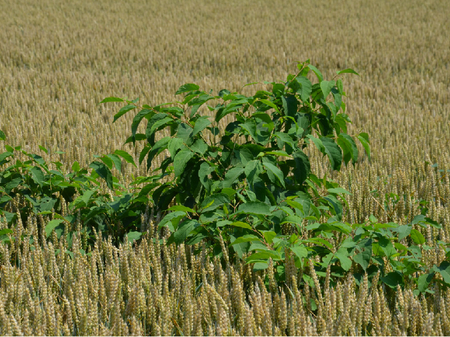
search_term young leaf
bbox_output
[357,133,371,160]
[307,65,323,82]
[176,83,200,95]
[114,150,137,167]
[113,104,136,123]
[131,108,153,141]
[336,68,360,76]
[99,97,124,104]
[410,229,425,244]
[320,80,335,100]
[45,219,64,238]
[127,231,142,243]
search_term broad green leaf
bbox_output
[237,201,271,216]
[253,262,269,271]
[38,145,48,154]
[281,215,304,225]
[307,237,334,250]
[246,250,282,263]
[381,271,403,288]
[337,133,359,164]
[198,162,215,190]
[336,68,359,76]
[249,241,269,251]
[173,220,199,244]
[114,150,137,167]
[200,193,230,212]
[320,80,335,99]
[0,228,13,236]
[89,161,114,190]
[307,65,323,82]
[176,83,199,95]
[125,133,147,144]
[281,95,298,117]
[410,229,425,244]
[265,151,290,157]
[327,187,351,195]
[293,150,310,185]
[395,225,412,240]
[223,167,245,188]
[240,119,258,142]
[0,130,5,141]
[245,160,263,185]
[259,99,280,113]
[105,154,122,171]
[321,137,342,170]
[290,244,308,260]
[173,150,194,177]
[177,123,194,144]
[357,133,370,160]
[433,261,450,285]
[229,221,253,230]
[335,81,344,98]
[263,160,285,187]
[145,137,171,169]
[294,76,312,102]
[275,132,295,149]
[168,205,196,213]
[191,139,208,155]
[127,231,142,243]
[192,116,211,136]
[45,219,64,238]
[168,138,185,157]
[131,108,153,140]
[113,104,136,123]
[335,247,352,271]
[29,167,44,186]
[354,248,371,270]
[189,94,214,117]
[100,97,124,104]
[146,114,173,139]
[99,155,113,169]
[262,231,277,244]
[418,272,435,293]
[252,112,272,124]
[230,234,261,245]
[307,135,325,153]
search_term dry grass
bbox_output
[0,215,449,336]
[0,0,450,335]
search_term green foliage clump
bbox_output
[100,61,450,293]
[0,61,449,295]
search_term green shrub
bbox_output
[102,61,450,293]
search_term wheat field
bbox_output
[0,0,450,335]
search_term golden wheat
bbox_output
[0,0,450,335]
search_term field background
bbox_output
[1,0,450,335]
[1,0,449,227]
